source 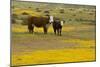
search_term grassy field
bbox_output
[12,23,96,66]
[11,1,96,66]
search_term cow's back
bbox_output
[53,20,62,29]
[28,16,49,27]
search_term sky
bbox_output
[20,0,96,5]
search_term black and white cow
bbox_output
[52,18,65,36]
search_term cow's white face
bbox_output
[61,21,64,26]
[49,16,54,23]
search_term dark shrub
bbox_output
[12,13,17,18]
[36,8,41,12]
[79,11,82,13]
[21,18,28,25]
[12,6,14,9]
[11,13,18,24]
[44,10,50,13]
[89,12,93,15]
[69,8,74,11]
[11,18,16,24]
[69,19,72,21]
[20,15,29,25]
[22,12,29,15]
[60,9,64,13]
[73,14,76,16]
[28,7,31,8]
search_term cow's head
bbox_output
[49,15,54,24]
[60,20,65,26]
[45,14,54,24]
[44,15,54,29]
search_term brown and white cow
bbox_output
[27,15,53,34]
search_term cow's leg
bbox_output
[29,27,33,33]
[54,29,56,35]
[29,29,33,33]
[31,29,33,33]
[59,27,62,36]
[57,29,60,36]
[53,27,56,35]
[28,27,32,33]
[28,24,33,33]
[32,24,34,33]
[29,29,31,33]
[43,26,47,34]
[28,25,30,33]
[59,28,62,36]
[31,26,34,33]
